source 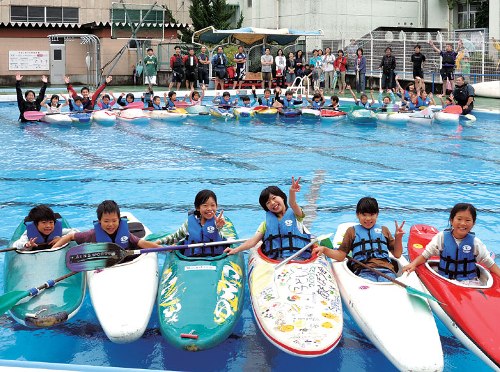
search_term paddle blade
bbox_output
[23,111,45,121]
[0,290,29,315]
[462,114,476,122]
[442,105,462,114]
[126,101,145,109]
[66,243,123,272]
[406,285,443,304]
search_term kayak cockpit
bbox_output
[426,260,494,288]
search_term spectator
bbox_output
[275,49,286,88]
[169,46,184,90]
[379,47,396,90]
[212,46,228,91]
[355,48,367,93]
[429,40,458,95]
[198,46,211,90]
[261,47,274,89]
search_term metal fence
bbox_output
[324,29,499,86]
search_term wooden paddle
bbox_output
[346,256,442,304]
[66,238,249,272]
[0,271,78,315]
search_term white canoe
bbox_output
[348,109,377,124]
[233,107,254,119]
[86,212,158,343]
[471,81,500,99]
[116,108,150,123]
[41,113,74,125]
[330,222,443,371]
[376,112,411,124]
[248,245,343,357]
[92,110,117,125]
[433,111,459,123]
[149,108,187,121]
[301,108,321,119]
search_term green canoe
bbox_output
[156,217,245,351]
[3,218,86,327]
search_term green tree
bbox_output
[180,0,243,43]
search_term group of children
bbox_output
[15,175,500,286]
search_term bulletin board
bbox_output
[9,51,50,71]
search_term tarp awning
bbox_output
[193,26,323,46]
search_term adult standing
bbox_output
[275,49,286,88]
[212,46,228,91]
[261,47,274,89]
[286,51,296,87]
[379,47,396,90]
[294,50,305,77]
[169,46,184,90]
[16,73,47,122]
[346,39,358,72]
[198,46,210,90]
[233,45,247,90]
[184,47,198,90]
[322,47,335,93]
[451,75,474,115]
[429,40,458,95]
[333,49,347,94]
[410,44,426,79]
[143,48,158,86]
[355,48,367,93]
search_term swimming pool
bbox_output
[0,98,498,371]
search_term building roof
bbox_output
[0,21,190,30]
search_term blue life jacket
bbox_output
[25,218,63,247]
[100,101,111,109]
[438,230,477,280]
[166,99,176,109]
[260,97,273,107]
[73,103,84,112]
[185,213,225,256]
[94,218,130,249]
[262,209,311,260]
[352,224,390,262]
[311,100,322,110]
[283,98,295,109]
[356,101,372,109]
[153,103,163,110]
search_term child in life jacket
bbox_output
[184,87,205,105]
[347,85,375,108]
[52,200,159,251]
[43,94,70,114]
[68,96,85,112]
[12,205,78,250]
[403,203,500,284]
[313,197,405,282]
[376,88,397,112]
[305,90,325,110]
[96,93,117,110]
[164,91,180,110]
[117,93,135,107]
[154,190,227,257]
[225,177,317,260]
[213,91,238,108]
[252,86,275,107]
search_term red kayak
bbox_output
[408,224,500,370]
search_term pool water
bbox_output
[0,100,498,371]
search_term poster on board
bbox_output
[9,51,50,71]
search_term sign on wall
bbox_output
[9,51,50,71]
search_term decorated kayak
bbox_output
[407,108,434,125]
[70,112,92,124]
[86,212,158,343]
[248,241,343,357]
[116,108,150,124]
[320,109,347,121]
[40,113,74,125]
[408,224,500,370]
[233,106,254,119]
[157,218,244,351]
[348,108,376,123]
[91,110,117,125]
[209,106,234,119]
[300,108,321,120]
[253,106,278,119]
[185,105,211,115]
[279,108,301,118]
[3,218,85,327]
[149,108,187,121]
[330,222,443,371]
[433,111,459,123]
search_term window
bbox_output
[10,6,79,23]
[457,0,482,29]
[111,9,164,24]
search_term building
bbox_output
[0,1,190,85]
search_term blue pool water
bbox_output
[0,100,499,371]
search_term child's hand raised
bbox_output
[290,176,302,193]
[215,210,226,229]
[394,220,406,239]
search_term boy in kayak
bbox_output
[52,200,159,251]
[154,190,228,256]
[347,85,375,109]
[313,197,405,282]
[403,203,500,284]
[12,205,78,250]
[225,177,317,260]
[16,73,48,122]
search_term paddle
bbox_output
[23,111,47,121]
[0,271,78,315]
[346,256,442,304]
[0,247,20,253]
[274,233,333,271]
[115,101,144,110]
[66,238,249,272]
